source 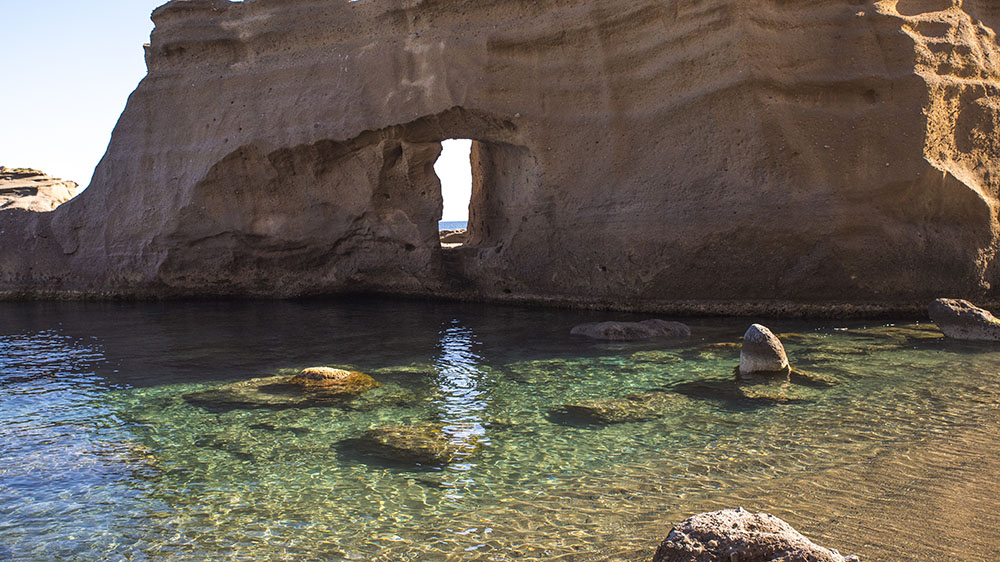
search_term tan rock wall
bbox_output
[3,0,1000,314]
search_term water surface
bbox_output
[1,298,998,561]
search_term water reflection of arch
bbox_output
[432,320,490,478]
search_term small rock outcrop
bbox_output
[739,324,790,378]
[354,422,480,466]
[290,366,381,392]
[0,167,78,212]
[928,298,1000,341]
[652,509,859,562]
[571,320,691,341]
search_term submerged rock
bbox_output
[554,392,688,424]
[928,298,1000,341]
[184,369,381,410]
[736,385,812,404]
[353,422,481,466]
[653,508,859,562]
[788,367,842,388]
[672,379,814,407]
[290,367,381,393]
[739,324,790,378]
[571,320,691,341]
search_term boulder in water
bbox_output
[290,367,381,393]
[739,324,790,378]
[571,319,691,341]
[653,508,859,562]
[928,298,1000,341]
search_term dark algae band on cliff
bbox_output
[1,298,998,561]
[1,1,999,313]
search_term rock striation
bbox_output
[0,167,78,212]
[928,298,1000,341]
[653,509,859,562]
[1,1,999,314]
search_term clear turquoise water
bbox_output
[1,299,999,561]
[439,221,468,230]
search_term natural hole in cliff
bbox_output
[435,139,473,248]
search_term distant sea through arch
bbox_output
[438,220,468,231]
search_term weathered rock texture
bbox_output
[928,297,1000,340]
[2,0,1000,314]
[0,168,78,212]
[739,324,790,377]
[652,509,859,562]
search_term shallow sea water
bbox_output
[1,298,999,561]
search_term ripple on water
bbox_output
[1,311,999,561]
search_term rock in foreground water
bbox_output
[653,509,859,562]
[928,298,1000,341]
[739,324,790,378]
[571,320,691,341]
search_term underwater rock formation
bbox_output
[184,369,381,410]
[553,391,689,424]
[739,324,789,377]
[290,367,381,392]
[1,0,999,315]
[352,422,481,466]
[571,320,691,341]
[653,508,859,562]
[928,298,1000,341]
[0,168,78,212]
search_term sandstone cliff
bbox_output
[2,0,999,314]
[0,168,79,212]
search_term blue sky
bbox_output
[2,1,471,221]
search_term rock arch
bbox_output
[1,0,999,316]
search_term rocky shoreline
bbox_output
[0,167,78,212]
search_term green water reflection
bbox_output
[1,300,998,561]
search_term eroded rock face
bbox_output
[929,298,1000,341]
[571,320,691,341]
[739,324,790,377]
[0,168,78,212]
[2,1,1000,314]
[653,509,859,562]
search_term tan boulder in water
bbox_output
[739,324,790,378]
[290,367,381,392]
